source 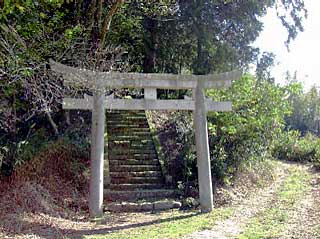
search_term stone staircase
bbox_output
[105,110,180,211]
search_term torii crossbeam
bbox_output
[50,60,241,217]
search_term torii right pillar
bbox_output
[193,81,214,212]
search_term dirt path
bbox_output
[185,162,320,239]
[280,167,320,239]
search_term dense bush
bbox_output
[273,131,320,168]
[206,75,292,183]
[285,84,320,135]
[149,111,197,184]
[12,138,89,184]
[152,75,297,186]
[0,128,51,176]
[0,111,91,177]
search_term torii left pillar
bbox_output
[89,88,106,217]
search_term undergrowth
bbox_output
[273,131,320,169]
[0,138,90,217]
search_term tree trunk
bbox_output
[99,0,124,48]
[143,17,157,73]
[194,33,207,75]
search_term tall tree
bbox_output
[176,0,306,74]
[256,52,276,82]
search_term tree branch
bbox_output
[99,0,123,48]
[97,0,103,26]
[87,0,97,28]
[45,110,59,136]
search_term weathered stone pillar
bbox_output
[89,88,106,217]
[193,82,214,212]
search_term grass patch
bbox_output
[238,208,288,239]
[238,166,311,239]
[277,168,311,206]
[314,225,320,237]
[84,208,234,239]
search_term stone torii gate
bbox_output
[50,60,241,217]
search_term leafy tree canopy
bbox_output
[0,0,307,149]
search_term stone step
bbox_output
[107,110,145,113]
[107,114,146,120]
[109,147,156,152]
[108,140,153,145]
[107,123,149,127]
[105,199,181,212]
[107,113,147,117]
[108,132,151,136]
[108,135,151,141]
[110,171,162,178]
[107,118,147,122]
[108,140,154,145]
[107,124,149,128]
[108,128,150,133]
[108,144,155,150]
[107,111,146,115]
[107,122,148,126]
[109,159,159,166]
[109,149,156,155]
[107,119,148,123]
[106,111,173,204]
[108,132,152,137]
[108,129,151,133]
[108,110,145,113]
[109,165,161,172]
[107,117,148,120]
[108,154,158,160]
[111,176,163,184]
[107,113,146,118]
[105,189,177,201]
[108,183,165,190]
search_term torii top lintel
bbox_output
[50,60,241,90]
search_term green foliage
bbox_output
[256,51,276,82]
[286,85,320,135]
[172,112,197,181]
[273,131,320,168]
[154,111,196,184]
[0,0,81,137]
[0,127,51,176]
[0,117,91,176]
[14,128,50,167]
[0,0,311,185]
[206,75,292,182]
[11,137,90,191]
[63,125,91,154]
[153,75,305,187]
[107,0,307,74]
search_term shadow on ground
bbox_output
[68,212,201,239]
[2,211,201,239]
